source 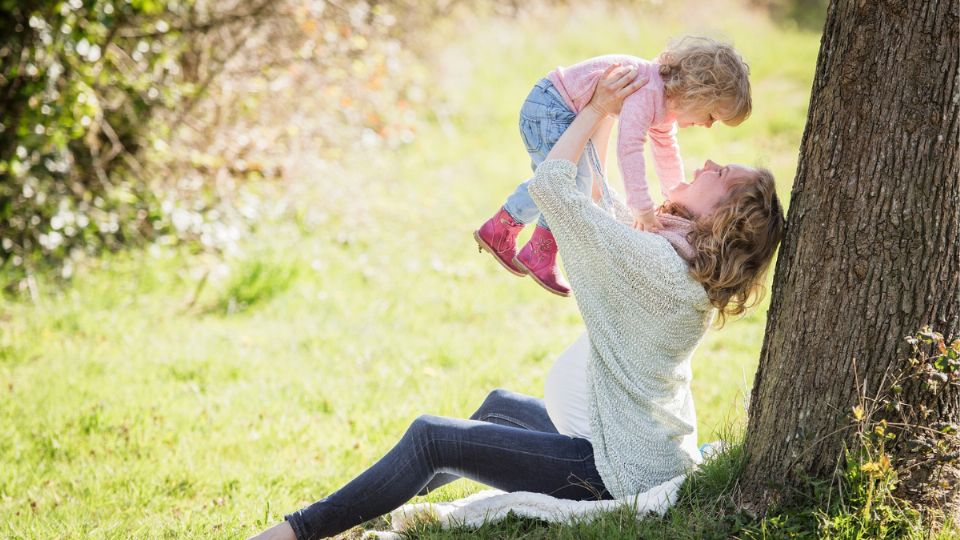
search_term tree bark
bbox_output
[740,0,960,521]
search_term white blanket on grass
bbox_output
[361,441,724,539]
[361,473,686,540]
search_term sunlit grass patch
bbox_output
[210,256,301,315]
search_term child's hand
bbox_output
[588,64,649,117]
[631,208,660,232]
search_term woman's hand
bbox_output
[545,65,647,165]
[587,64,648,117]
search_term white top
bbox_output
[544,331,593,440]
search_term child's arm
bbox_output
[590,116,615,202]
[648,124,684,198]
[616,94,661,230]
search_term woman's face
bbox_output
[667,160,755,217]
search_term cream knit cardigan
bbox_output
[528,159,715,499]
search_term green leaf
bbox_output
[130,0,164,15]
[918,327,943,343]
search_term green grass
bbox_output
[4,1,954,538]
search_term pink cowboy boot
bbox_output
[514,226,571,297]
[474,207,526,276]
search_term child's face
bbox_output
[674,106,718,128]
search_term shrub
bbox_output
[0,0,484,288]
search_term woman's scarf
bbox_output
[654,213,695,262]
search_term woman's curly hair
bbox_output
[662,168,785,326]
[657,36,752,126]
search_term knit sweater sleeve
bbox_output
[528,159,689,302]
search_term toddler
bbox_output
[474,36,751,296]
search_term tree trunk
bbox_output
[740,0,959,521]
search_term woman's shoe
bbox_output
[474,207,527,276]
[514,226,571,297]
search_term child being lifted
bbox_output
[475,36,752,297]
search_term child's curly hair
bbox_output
[662,168,784,326]
[657,36,752,126]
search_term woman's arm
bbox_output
[590,116,615,202]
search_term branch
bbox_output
[168,25,254,132]
[116,0,278,39]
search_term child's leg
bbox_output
[502,178,541,225]
[502,122,552,224]
[502,80,575,224]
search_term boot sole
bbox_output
[474,230,526,277]
[513,257,571,298]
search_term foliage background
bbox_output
[0,0,894,538]
[1,0,449,284]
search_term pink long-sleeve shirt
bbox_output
[547,55,684,212]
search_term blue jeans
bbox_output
[503,79,600,230]
[284,389,610,539]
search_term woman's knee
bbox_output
[486,388,514,404]
[407,414,445,437]
[471,388,513,419]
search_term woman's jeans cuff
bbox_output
[284,511,308,540]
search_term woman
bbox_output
[252,66,785,540]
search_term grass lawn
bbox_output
[0,1,850,538]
